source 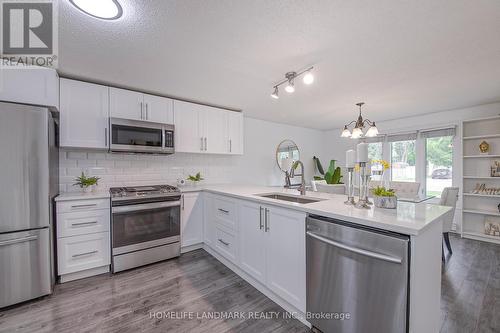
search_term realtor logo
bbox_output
[1,1,57,67]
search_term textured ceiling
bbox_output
[58,0,500,130]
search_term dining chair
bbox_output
[439,187,459,259]
[389,181,421,198]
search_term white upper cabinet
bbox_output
[174,100,204,153]
[227,112,244,155]
[143,93,173,123]
[201,106,227,154]
[174,100,244,154]
[110,87,173,123]
[59,79,109,149]
[109,87,143,121]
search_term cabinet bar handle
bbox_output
[140,102,144,119]
[265,208,270,232]
[72,250,98,258]
[218,239,230,246]
[0,235,37,246]
[146,103,149,119]
[71,221,98,227]
[229,139,232,153]
[200,137,204,151]
[182,195,185,210]
[204,137,207,151]
[259,206,264,230]
[105,128,108,146]
[218,208,229,214]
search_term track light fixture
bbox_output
[270,67,314,99]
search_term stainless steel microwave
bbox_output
[109,118,174,154]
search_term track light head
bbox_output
[271,86,279,99]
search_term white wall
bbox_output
[59,116,326,192]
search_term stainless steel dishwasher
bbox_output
[306,215,410,333]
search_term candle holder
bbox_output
[355,162,371,209]
[364,171,373,205]
[344,167,356,205]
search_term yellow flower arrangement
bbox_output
[372,159,390,170]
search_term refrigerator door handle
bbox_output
[0,235,38,247]
[306,231,402,264]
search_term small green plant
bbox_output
[313,157,343,184]
[73,172,100,188]
[372,186,395,197]
[187,172,204,182]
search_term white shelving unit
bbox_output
[461,115,500,244]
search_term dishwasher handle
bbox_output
[306,231,403,264]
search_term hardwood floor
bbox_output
[440,234,500,333]
[0,235,498,333]
[0,250,308,333]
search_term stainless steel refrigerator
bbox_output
[0,101,58,308]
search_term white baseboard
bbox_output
[59,265,110,283]
[181,243,204,254]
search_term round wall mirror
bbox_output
[276,140,300,172]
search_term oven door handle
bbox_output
[112,201,180,213]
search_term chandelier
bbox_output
[341,102,379,139]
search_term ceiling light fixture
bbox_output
[303,71,314,85]
[340,102,379,139]
[70,0,123,20]
[270,66,313,99]
[271,86,279,99]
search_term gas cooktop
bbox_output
[110,184,180,200]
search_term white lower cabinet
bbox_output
[265,206,306,311]
[238,201,266,284]
[57,232,110,275]
[56,197,111,282]
[181,192,204,248]
[207,195,306,312]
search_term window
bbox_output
[390,140,416,182]
[368,142,383,181]
[423,132,454,197]
[368,142,383,161]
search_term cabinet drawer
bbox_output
[57,232,110,275]
[213,196,237,230]
[57,210,110,238]
[214,227,237,263]
[57,198,110,213]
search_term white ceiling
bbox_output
[58,0,500,130]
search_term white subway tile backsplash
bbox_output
[59,149,232,192]
[114,160,131,168]
[67,152,87,160]
[87,152,107,160]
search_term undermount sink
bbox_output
[256,193,326,204]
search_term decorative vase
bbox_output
[83,186,92,193]
[374,195,397,209]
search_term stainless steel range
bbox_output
[110,185,181,273]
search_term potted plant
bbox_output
[313,157,344,194]
[73,172,100,193]
[372,186,397,209]
[187,172,204,186]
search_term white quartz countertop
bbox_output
[55,191,110,201]
[201,185,452,236]
[55,184,451,235]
